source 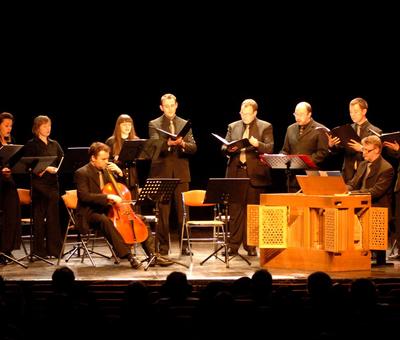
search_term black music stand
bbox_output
[201,178,251,268]
[12,156,57,265]
[0,145,28,268]
[61,147,89,174]
[118,139,163,197]
[136,178,188,270]
[261,153,315,193]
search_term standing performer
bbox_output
[105,114,140,199]
[0,112,21,263]
[148,93,197,255]
[222,99,274,256]
[23,115,63,258]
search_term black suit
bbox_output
[74,163,132,258]
[223,118,274,251]
[148,115,197,253]
[347,155,394,265]
[338,121,382,182]
[281,118,329,192]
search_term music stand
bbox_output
[136,178,189,270]
[260,153,316,193]
[201,178,251,268]
[60,147,89,174]
[0,145,28,268]
[12,156,57,265]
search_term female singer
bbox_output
[105,114,140,199]
[23,115,64,258]
[0,112,22,264]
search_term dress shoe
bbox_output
[389,254,400,260]
[181,247,193,256]
[221,247,238,256]
[155,256,174,267]
[128,255,142,269]
[246,248,257,256]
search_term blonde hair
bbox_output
[241,99,258,111]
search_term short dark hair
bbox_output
[88,142,110,158]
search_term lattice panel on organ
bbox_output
[247,205,259,247]
[369,207,388,250]
[323,208,347,253]
[258,206,287,248]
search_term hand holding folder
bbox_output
[211,133,251,149]
[155,120,192,140]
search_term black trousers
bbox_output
[227,166,265,251]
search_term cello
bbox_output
[102,166,148,244]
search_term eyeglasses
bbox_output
[293,112,307,117]
[362,147,376,153]
[239,112,255,116]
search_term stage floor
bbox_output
[2,239,400,283]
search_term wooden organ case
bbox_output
[247,194,388,271]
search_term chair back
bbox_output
[182,190,214,207]
[62,190,78,210]
[17,188,31,205]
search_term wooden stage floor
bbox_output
[2,239,400,283]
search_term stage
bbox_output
[2,237,400,284]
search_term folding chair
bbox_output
[180,190,225,264]
[58,190,119,266]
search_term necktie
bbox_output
[354,125,362,170]
[98,171,105,190]
[361,163,371,189]
[239,124,250,163]
[299,125,305,136]
[169,120,175,135]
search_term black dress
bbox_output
[0,141,22,255]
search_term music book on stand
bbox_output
[155,120,192,140]
[260,153,317,169]
[12,156,58,175]
[0,144,23,166]
[369,128,400,143]
[211,133,250,149]
[119,139,163,162]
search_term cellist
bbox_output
[74,142,173,269]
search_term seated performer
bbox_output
[74,142,173,269]
[346,135,394,265]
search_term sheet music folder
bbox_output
[296,175,348,195]
[12,156,57,175]
[330,124,360,147]
[155,120,191,140]
[0,144,23,166]
[260,153,317,169]
[211,133,250,149]
[369,128,400,143]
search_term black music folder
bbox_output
[330,124,361,147]
[211,133,251,149]
[155,120,192,140]
[369,128,400,143]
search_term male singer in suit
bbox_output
[327,97,382,182]
[74,142,172,269]
[222,99,274,256]
[148,93,197,255]
[347,135,394,265]
[281,101,330,192]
